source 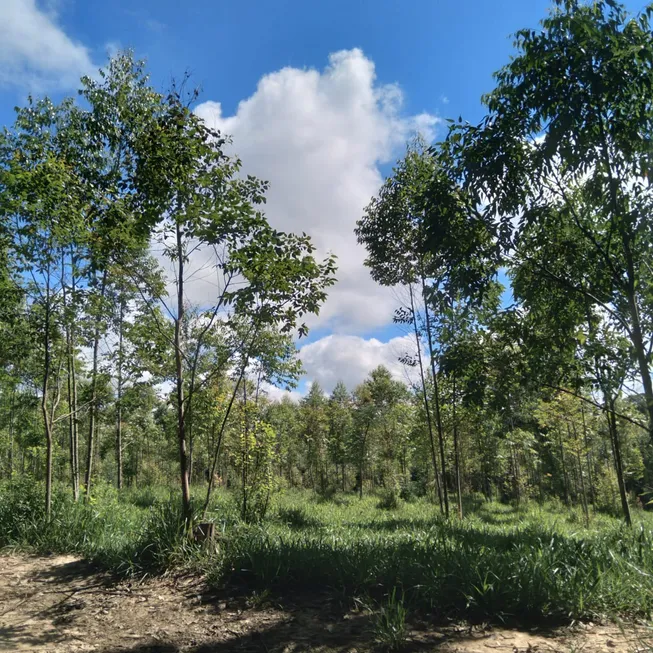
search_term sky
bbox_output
[0,0,647,399]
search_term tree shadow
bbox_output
[0,556,118,650]
[29,556,115,588]
[99,609,376,653]
[96,616,566,653]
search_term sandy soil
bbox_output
[0,554,648,652]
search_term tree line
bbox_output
[1,0,653,526]
[0,55,336,523]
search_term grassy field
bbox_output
[2,480,652,632]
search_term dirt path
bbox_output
[0,554,647,652]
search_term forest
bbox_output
[1,1,653,651]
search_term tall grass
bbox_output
[2,479,652,625]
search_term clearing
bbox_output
[0,554,645,653]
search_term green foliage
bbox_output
[216,492,653,623]
[2,482,653,625]
[373,587,408,651]
[377,489,400,510]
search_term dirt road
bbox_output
[0,554,646,652]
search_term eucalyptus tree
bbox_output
[327,381,353,490]
[300,382,329,491]
[0,97,87,517]
[451,0,653,444]
[350,366,407,498]
[131,84,336,522]
[436,290,499,517]
[356,140,449,513]
[73,54,162,500]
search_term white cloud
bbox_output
[0,0,94,91]
[195,49,440,333]
[261,383,304,403]
[298,333,418,393]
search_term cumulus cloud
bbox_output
[195,49,440,333]
[261,383,304,403]
[298,333,418,394]
[0,0,94,91]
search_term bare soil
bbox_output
[0,554,647,652]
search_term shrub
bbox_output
[377,490,399,510]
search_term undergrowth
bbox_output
[2,479,653,626]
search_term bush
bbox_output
[377,490,399,510]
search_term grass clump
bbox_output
[373,587,408,651]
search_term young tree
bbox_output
[131,85,335,523]
[453,0,653,444]
[327,381,353,491]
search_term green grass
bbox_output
[2,479,653,627]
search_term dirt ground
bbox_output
[0,554,648,653]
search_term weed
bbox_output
[373,587,408,651]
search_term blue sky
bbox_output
[0,0,646,396]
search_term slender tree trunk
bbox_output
[8,385,15,478]
[580,403,595,505]
[452,372,463,519]
[358,424,370,500]
[606,394,631,525]
[510,440,521,503]
[41,275,53,520]
[570,422,589,525]
[241,380,249,520]
[62,252,79,500]
[202,369,245,519]
[420,273,449,518]
[625,290,653,446]
[70,251,80,500]
[558,428,570,506]
[175,222,192,524]
[116,299,124,490]
[84,270,107,501]
[409,284,444,512]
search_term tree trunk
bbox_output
[409,284,444,513]
[580,403,595,505]
[420,273,449,518]
[202,369,244,519]
[41,276,53,520]
[606,394,631,525]
[84,270,107,501]
[625,290,653,446]
[452,372,463,519]
[558,428,570,506]
[175,221,192,525]
[570,422,589,525]
[8,385,15,478]
[116,299,124,490]
[63,251,79,501]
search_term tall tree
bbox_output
[453,0,653,444]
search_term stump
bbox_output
[192,522,216,544]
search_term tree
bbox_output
[356,141,449,513]
[0,97,85,518]
[300,382,329,491]
[130,82,336,523]
[327,382,353,491]
[351,366,407,498]
[452,0,653,445]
